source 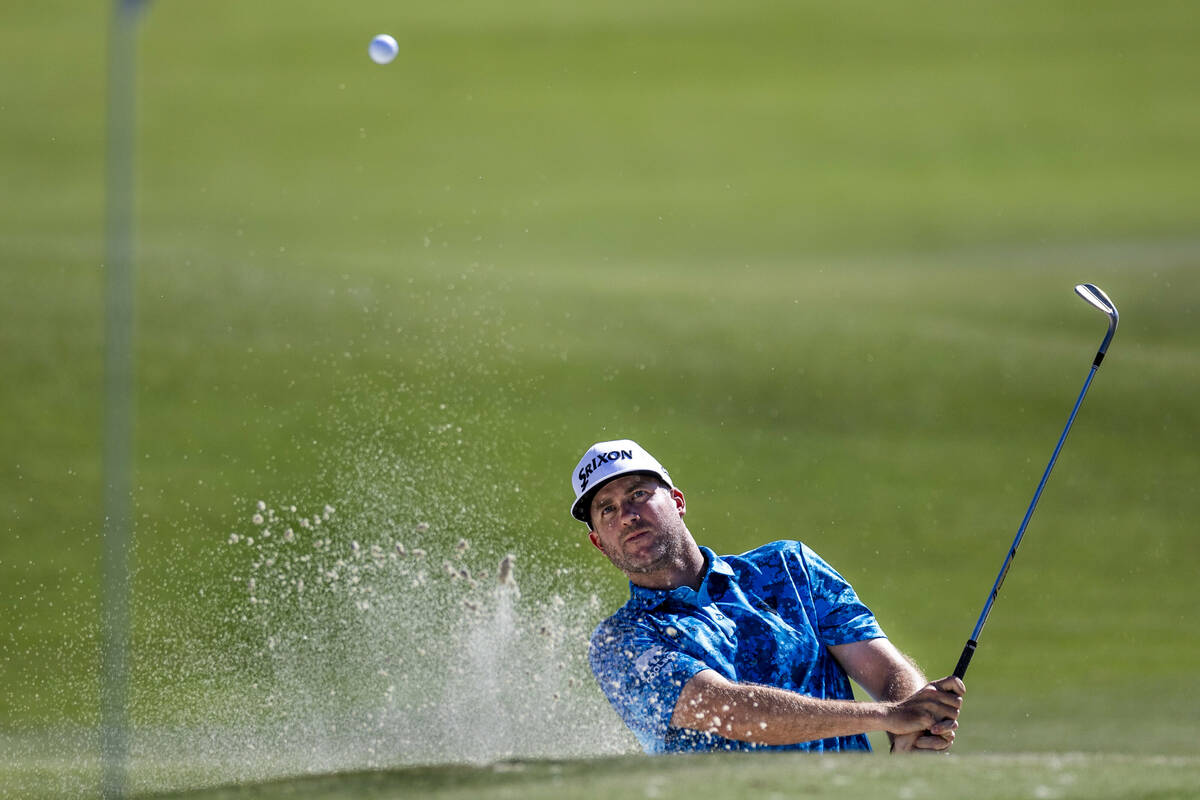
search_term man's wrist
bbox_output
[866,701,897,733]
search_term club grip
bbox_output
[910,639,975,747]
[953,639,977,680]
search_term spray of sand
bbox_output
[112,515,630,795]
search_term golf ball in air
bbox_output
[368,34,398,65]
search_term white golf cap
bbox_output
[569,439,673,525]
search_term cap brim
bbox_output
[570,482,606,525]
[570,494,593,524]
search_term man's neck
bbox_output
[628,541,707,592]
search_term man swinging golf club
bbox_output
[573,439,964,754]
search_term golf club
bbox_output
[952,283,1119,680]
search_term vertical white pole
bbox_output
[102,2,146,797]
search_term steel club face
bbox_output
[1074,283,1117,317]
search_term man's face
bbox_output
[587,473,689,577]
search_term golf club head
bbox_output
[1074,283,1117,318]
[1074,283,1118,362]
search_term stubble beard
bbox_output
[608,517,689,576]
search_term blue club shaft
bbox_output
[950,283,1116,685]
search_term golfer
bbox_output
[572,439,964,754]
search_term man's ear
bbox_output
[671,487,686,517]
[587,529,605,552]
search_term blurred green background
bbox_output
[2,0,1198,792]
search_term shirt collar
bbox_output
[628,546,733,610]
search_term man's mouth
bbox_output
[623,529,651,546]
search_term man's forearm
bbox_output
[671,671,891,746]
[880,650,927,702]
[829,638,926,702]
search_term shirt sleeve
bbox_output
[798,542,886,646]
[588,615,711,752]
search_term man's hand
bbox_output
[885,676,964,753]
[889,728,955,753]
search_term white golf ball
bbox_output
[368,34,398,65]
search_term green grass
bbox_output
[6,753,1200,800]
[2,0,1199,797]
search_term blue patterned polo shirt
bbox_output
[589,540,885,753]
